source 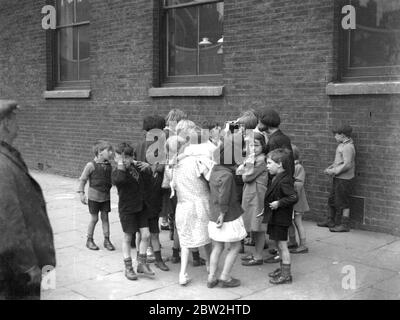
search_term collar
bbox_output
[342,138,353,145]
[0,140,28,172]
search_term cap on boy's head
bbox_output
[0,100,19,121]
[258,108,281,128]
[332,123,353,138]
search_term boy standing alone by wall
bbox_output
[318,124,356,232]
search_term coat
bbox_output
[0,141,56,279]
[263,171,298,226]
[293,161,310,213]
[209,165,243,223]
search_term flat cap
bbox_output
[0,100,19,120]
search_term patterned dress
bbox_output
[172,155,211,248]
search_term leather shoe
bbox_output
[207,279,219,288]
[193,257,206,267]
[269,275,292,285]
[242,258,263,266]
[268,268,281,278]
[264,255,281,263]
[155,260,169,271]
[104,238,115,251]
[86,238,99,250]
[220,277,241,288]
[241,254,254,261]
[179,273,191,286]
[137,263,155,277]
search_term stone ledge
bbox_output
[43,89,91,99]
[326,81,400,95]
[148,86,224,97]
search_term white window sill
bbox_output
[326,81,400,95]
[43,89,91,99]
[148,86,224,97]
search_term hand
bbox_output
[269,201,279,210]
[26,265,42,286]
[80,193,87,205]
[324,168,334,176]
[114,153,123,165]
[216,213,225,228]
[136,161,150,171]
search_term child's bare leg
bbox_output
[342,208,350,218]
[208,241,224,282]
[138,228,150,255]
[135,232,140,252]
[294,213,307,249]
[278,241,290,265]
[150,233,161,252]
[203,243,212,272]
[101,211,115,250]
[253,231,265,261]
[87,213,99,239]
[122,232,133,259]
[220,241,241,281]
[180,247,190,277]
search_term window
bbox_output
[340,0,400,81]
[162,0,224,85]
[54,0,90,88]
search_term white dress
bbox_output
[172,155,212,248]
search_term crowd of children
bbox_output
[77,107,356,288]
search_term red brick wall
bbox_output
[1,0,400,235]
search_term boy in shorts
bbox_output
[112,142,155,280]
[318,124,355,232]
[78,140,115,251]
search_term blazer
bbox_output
[263,171,298,226]
[209,165,243,223]
[0,141,56,278]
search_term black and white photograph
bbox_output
[1,0,400,304]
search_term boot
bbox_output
[192,251,206,267]
[171,248,181,264]
[137,254,155,277]
[103,237,115,251]
[86,237,99,250]
[329,216,350,232]
[270,263,292,284]
[124,258,138,280]
[317,206,336,228]
[146,246,156,263]
[154,250,169,271]
[268,261,282,278]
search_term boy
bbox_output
[78,140,115,251]
[263,148,298,284]
[318,124,355,232]
[112,142,155,280]
[135,115,169,271]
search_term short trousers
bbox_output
[328,178,354,209]
[88,200,111,215]
[267,224,289,241]
[148,217,160,234]
[119,211,149,234]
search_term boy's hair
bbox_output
[165,135,187,158]
[258,108,281,128]
[142,115,166,131]
[332,123,353,138]
[237,110,258,130]
[165,109,187,124]
[115,142,135,157]
[201,119,221,131]
[291,144,300,161]
[267,148,292,171]
[92,140,113,156]
[253,131,267,154]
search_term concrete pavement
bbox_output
[32,171,400,300]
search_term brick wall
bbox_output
[1,0,400,235]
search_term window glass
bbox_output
[56,0,74,26]
[79,25,90,80]
[76,0,90,22]
[59,27,78,81]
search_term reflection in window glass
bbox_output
[56,0,74,26]
[59,28,78,81]
[350,0,400,68]
[76,0,90,23]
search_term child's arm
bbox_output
[77,162,94,205]
[269,179,298,210]
[242,164,267,183]
[111,156,128,186]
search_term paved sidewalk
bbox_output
[33,171,400,300]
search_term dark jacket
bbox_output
[263,171,298,226]
[112,164,147,215]
[135,140,164,218]
[266,129,295,178]
[209,165,243,223]
[0,141,56,278]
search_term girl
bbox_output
[288,145,310,254]
[237,132,269,266]
[207,134,247,288]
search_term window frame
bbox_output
[49,0,91,90]
[339,0,400,82]
[161,0,223,86]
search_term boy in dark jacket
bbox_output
[263,148,298,284]
[112,142,155,280]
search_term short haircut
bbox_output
[253,131,267,154]
[267,148,292,171]
[92,140,113,156]
[165,108,187,124]
[291,144,300,161]
[201,119,221,131]
[332,123,353,138]
[142,115,166,131]
[165,135,187,158]
[237,110,258,129]
[258,108,281,128]
[115,142,135,157]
